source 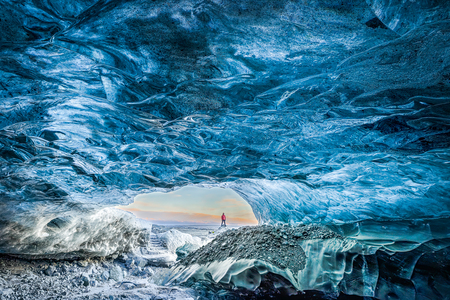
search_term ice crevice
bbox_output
[1,0,450,297]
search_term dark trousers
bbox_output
[221,220,226,226]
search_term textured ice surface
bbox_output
[0,208,150,258]
[0,0,449,259]
[367,0,450,34]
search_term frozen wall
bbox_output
[0,0,449,256]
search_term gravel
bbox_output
[0,256,197,300]
[178,224,341,274]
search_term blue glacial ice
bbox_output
[0,0,450,297]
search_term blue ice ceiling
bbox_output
[0,0,449,256]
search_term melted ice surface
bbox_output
[0,0,449,256]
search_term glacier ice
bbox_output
[367,0,450,35]
[157,229,206,255]
[0,207,151,259]
[1,0,450,297]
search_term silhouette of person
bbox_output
[221,213,226,226]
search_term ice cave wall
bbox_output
[0,0,449,256]
[367,0,450,35]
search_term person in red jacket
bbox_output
[221,213,226,227]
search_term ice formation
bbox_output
[1,0,450,297]
[367,0,450,34]
[157,229,206,254]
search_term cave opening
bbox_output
[118,186,258,227]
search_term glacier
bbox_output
[1,0,450,298]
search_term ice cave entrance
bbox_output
[117,187,258,226]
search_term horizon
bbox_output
[131,216,254,227]
[118,186,258,226]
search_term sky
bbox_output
[117,186,258,226]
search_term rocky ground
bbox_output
[167,225,357,299]
[0,225,230,300]
[178,224,341,274]
[0,254,199,300]
[0,224,208,300]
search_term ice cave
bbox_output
[0,0,450,299]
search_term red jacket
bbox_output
[221,214,226,220]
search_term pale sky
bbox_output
[118,186,258,225]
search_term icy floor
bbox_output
[0,225,232,300]
[0,225,207,300]
[2,222,450,300]
[0,255,197,300]
[153,224,236,240]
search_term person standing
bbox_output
[221,213,226,227]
